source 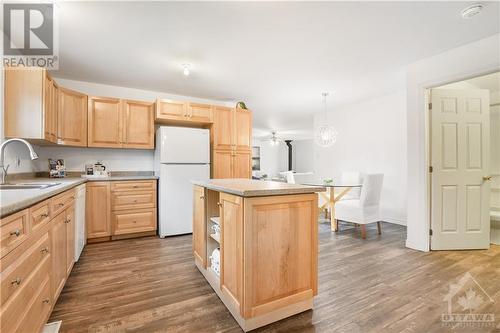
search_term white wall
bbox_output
[292,140,314,173]
[406,34,500,251]
[313,90,408,225]
[252,139,288,178]
[1,78,231,175]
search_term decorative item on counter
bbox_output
[49,159,66,178]
[235,101,248,109]
[85,164,94,175]
[209,248,221,276]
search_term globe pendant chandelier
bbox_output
[315,92,338,148]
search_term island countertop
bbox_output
[192,178,325,197]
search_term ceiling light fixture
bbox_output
[269,131,281,146]
[182,64,192,76]
[461,3,484,19]
[314,92,338,148]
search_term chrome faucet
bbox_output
[0,138,39,184]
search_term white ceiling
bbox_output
[54,1,500,139]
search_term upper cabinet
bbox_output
[234,108,252,151]
[88,97,122,148]
[88,97,154,149]
[4,68,59,144]
[58,87,88,147]
[156,99,212,124]
[212,106,234,150]
[122,100,155,149]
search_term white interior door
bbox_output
[430,88,490,250]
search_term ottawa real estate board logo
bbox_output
[3,2,59,69]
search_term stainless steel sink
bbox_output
[0,182,61,190]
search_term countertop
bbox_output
[0,175,158,218]
[192,179,326,197]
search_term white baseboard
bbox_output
[405,239,429,252]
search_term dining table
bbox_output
[301,180,363,231]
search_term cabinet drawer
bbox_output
[16,277,52,333]
[112,191,156,211]
[50,189,75,217]
[111,180,156,192]
[1,232,50,306]
[112,208,156,235]
[1,209,29,258]
[29,200,51,233]
[0,253,51,333]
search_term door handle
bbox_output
[483,176,492,181]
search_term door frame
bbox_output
[421,69,498,251]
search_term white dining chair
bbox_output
[334,173,384,239]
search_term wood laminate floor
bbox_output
[50,222,500,332]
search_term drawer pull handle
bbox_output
[58,203,64,207]
[200,196,205,199]
[11,277,21,285]
[10,229,21,237]
[217,202,222,207]
[64,218,71,224]
[41,247,50,254]
[133,220,137,223]
[133,200,138,203]
[133,185,139,188]
[40,213,49,218]
[42,298,50,304]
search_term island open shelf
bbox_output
[192,179,325,331]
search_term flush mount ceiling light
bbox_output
[461,3,484,19]
[314,92,338,148]
[182,64,192,76]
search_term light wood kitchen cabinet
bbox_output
[123,100,155,149]
[156,99,187,121]
[87,180,157,242]
[88,96,122,148]
[4,67,59,144]
[212,106,234,150]
[213,149,251,179]
[88,97,154,149]
[50,211,67,300]
[86,182,111,239]
[156,99,213,124]
[234,108,252,151]
[65,205,76,276]
[193,181,319,331]
[220,193,244,312]
[193,186,207,267]
[58,87,88,147]
[188,103,213,123]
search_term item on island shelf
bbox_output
[210,223,221,236]
[49,159,66,178]
[209,248,220,276]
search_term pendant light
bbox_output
[269,131,280,146]
[315,92,338,148]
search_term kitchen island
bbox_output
[192,179,325,331]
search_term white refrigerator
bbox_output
[155,126,210,237]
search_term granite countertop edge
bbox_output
[192,180,326,197]
[1,175,158,218]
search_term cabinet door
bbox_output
[155,99,187,121]
[234,108,252,151]
[58,87,88,146]
[233,150,252,179]
[212,106,234,150]
[188,103,212,123]
[50,212,67,300]
[122,100,154,149]
[213,150,233,179]
[65,205,75,275]
[88,97,122,148]
[86,182,111,239]
[193,185,206,267]
[220,193,243,314]
[43,74,58,143]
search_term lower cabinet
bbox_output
[86,180,157,242]
[0,187,76,333]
